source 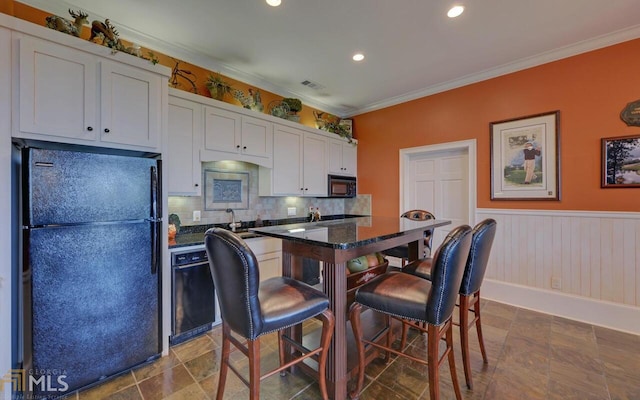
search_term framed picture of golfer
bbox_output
[490,111,560,200]
[601,134,640,188]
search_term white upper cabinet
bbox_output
[17,37,97,141]
[99,61,161,149]
[168,94,202,196]
[259,124,327,197]
[303,133,328,196]
[241,116,272,159]
[203,106,240,154]
[14,35,167,152]
[328,138,357,176]
[203,106,273,167]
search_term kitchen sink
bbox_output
[234,230,262,239]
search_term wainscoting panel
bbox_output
[476,209,640,307]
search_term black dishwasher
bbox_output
[171,248,217,345]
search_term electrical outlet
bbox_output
[551,277,562,290]
[287,207,296,216]
[193,210,201,222]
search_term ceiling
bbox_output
[21,0,640,117]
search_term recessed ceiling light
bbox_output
[352,53,365,62]
[447,5,464,18]
[266,0,281,6]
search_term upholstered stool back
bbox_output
[460,219,496,296]
[205,227,263,339]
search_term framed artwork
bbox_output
[601,134,640,188]
[490,111,560,200]
[204,169,249,210]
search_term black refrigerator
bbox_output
[21,147,162,398]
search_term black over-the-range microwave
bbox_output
[328,175,357,198]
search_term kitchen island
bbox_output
[250,216,451,400]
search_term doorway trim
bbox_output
[399,139,477,225]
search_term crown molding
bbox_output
[16,0,345,116]
[348,24,640,117]
[19,0,640,118]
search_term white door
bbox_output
[404,148,470,251]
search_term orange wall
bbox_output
[353,39,640,217]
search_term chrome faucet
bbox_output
[226,208,241,232]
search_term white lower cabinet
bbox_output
[259,124,327,197]
[245,236,282,281]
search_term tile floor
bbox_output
[65,299,640,400]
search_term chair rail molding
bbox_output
[476,208,640,334]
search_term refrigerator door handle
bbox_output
[150,166,159,275]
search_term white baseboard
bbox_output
[482,279,640,335]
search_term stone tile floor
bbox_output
[67,300,639,399]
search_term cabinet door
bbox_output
[341,142,357,176]
[328,138,357,176]
[100,61,161,149]
[328,139,344,174]
[303,133,327,196]
[272,125,303,195]
[18,37,97,141]
[241,116,272,159]
[256,252,282,281]
[168,97,202,196]
[203,106,241,154]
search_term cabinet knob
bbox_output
[304,188,308,191]
[87,126,93,131]
[104,128,110,133]
[194,183,199,187]
[236,145,241,149]
[243,146,247,150]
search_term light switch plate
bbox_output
[193,210,201,222]
[287,207,296,216]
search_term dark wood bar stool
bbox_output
[204,228,335,400]
[349,225,472,400]
[401,218,497,389]
[382,209,435,266]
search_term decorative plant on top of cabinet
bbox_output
[282,98,302,122]
[206,73,234,101]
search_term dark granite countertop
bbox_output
[169,214,366,249]
[249,216,451,250]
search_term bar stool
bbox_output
[382,209,435,266]
[349,225,472,400]
[401,218,497,389]
[204,228,335,400]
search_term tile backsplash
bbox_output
[168,161,370,226]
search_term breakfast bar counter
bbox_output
[251,216,451,400]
